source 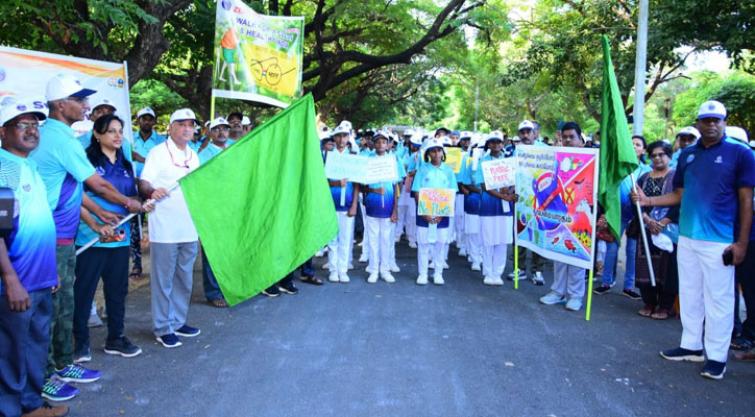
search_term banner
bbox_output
[444,147,463,173]
[0,46,133,141]
[481,157,517,189]
[514,145,599,269]
[417,188,455,217]
[324,153,398,184]
[213,0,304,107]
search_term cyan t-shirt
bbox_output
[0,149,57,294]
[132,130,165,178]
[673,137,755,244]
[364,153,405,218]
[31,118,96,241]
[198,142,230,165]
[473,153,514,217]
[412,162,457,228]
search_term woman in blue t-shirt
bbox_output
[411,139,457,285]
[73,115,148,361]
[473,133,517,286]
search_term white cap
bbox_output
[332,124,350,136]
[697,100,727,120]
[241,116,251,126]
[209,117,230,130]
[204,120,211,127]
[373,130,391,141]
[676,126,701,139]
[749,140,755,149]
[136,107,156,119]
[45,74,96,102]
[409,132,423,146]
[725,126,749,143]
[518,120,535,131]
[169,108,197,124]
[91,97,117,112]
[459,131,473,140]
[337,120,352,132]
[422,138,445,158]
[486,130,504,142]
[0,98,48,126]
[319,128,333,141]
[441,136,452,146]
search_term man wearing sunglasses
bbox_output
[138,108,202,349]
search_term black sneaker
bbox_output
[262,286,280,297]
[593,285,611,295]
[659,347,705,362]
[278,281,299,295]
[175,325,201,337]
[700,360,726,380]
[623,289,641,300]
[730,336,754,351]
[156,333,182,348]
[104,336,142,358]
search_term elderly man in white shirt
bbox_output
[139,108,202,348]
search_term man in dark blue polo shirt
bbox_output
[635,100,755,380]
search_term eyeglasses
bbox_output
[12,122,40,131]
[212,126,230,132]
[650,153,667,159]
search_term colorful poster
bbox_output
[417,188,455,217]
[481,157,517,189]
[0,46,133,142]
[444,147,463,173]
[514,145,599,269]
[324,153,398,184]
[213,0,304,108]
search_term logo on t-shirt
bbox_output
[686,154,695,164]
[715,155,723,164]
[22,184,30,192]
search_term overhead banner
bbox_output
[213,0,304,108]
[514,145,599,269]
[0,46,133,141]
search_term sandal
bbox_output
[638,305,654,317]
[651,308,670,320]
[210,298,228,308]
[128,269,144,281]
[300,275,323,286]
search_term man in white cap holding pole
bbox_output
[31,74,144,402]
[634,100,755,380]
[139,108,202,348]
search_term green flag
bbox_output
[179,94,338,306]
[599,36,638,240]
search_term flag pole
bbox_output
[630,173,656,287]
[76,183,180,256]
[513,202,519,290]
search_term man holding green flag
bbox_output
[598,35,639,241]
[179,94,338,306]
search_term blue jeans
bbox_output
[201,247,223,302]
[0,289,52,417]
[601,238,637,290]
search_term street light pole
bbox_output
[632,0,649,135]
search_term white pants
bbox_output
[454,195,465,248]
[678,236,735,362]
[404,199,417,244]
[366,216,394,274]
[552,261,585,299]
[417,225,449,277]
[328,211,355,274]
[359,197,369,258]
[483,244,507,279]
[465,213,482,264]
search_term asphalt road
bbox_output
[68,242,754,417]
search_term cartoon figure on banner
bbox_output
[218,23,242,86]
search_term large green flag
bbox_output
[599,36,638,240]
[179,94,338,306]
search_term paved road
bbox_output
[70,242,753,417]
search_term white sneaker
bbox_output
[507,270,527,280]
[381,272,396,283]
[408,242,417,249]
[489,276,504,286]
[471,263,481,271]
[328,273,339,283]
[389,264,401,272]
[433,275,445,285]
[339,273,350,283]
[441,262,449,270]
[322,263,331,270]
[532,271,544,286]
[416,275,428,285]
[483,276,494,285]
[367,273,379,284]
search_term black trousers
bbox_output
[73,246,130,350]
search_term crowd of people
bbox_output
[0,71,753,417]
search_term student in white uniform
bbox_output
[396,132,423,248]
[454,132,472,256]
[461,136,485,271]
[326,124,359,283]
[472,132,516,285]
[411,139,457,285]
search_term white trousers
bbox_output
[418,241,445,278]
[328,211,355,274]
[454,195,466,248]
[483,244,507,279]
[678,236,735,362]
[465,213,482,264]
[359,197,369,258]
[552,261,585,299]
[366,217,394,274]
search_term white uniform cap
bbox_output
[45,74,96,101]
[169,108,197,124]
[0,98,48,126]
[518,120,535,131]
[136,107,156,119]
[697,100,727,120]
[676,126,701,139]
[725,126,749,143]
[209,117,231,130]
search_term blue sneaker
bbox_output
[55,364,101,383]
[175,325,201,337]
[700,360,726,380]
[659,347,705,362]
[156,333,183,348]
[42,377,79,401]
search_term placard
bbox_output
[417,188,455,217]
[444,147,463,173]
[481,157,517,189]
[324,152,398,183]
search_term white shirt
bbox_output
[140,137,200,243]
